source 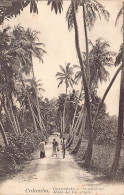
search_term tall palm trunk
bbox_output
[67,109,81,147]
[8,98,19,135]
[60,112,63,135]
[62,97,67,134]
[66,79,68,95]
[30,95,47,135]
[71,104,87,154]
[109,3,124,179]
[3,102,17,134]
[71,0,93,167]
[67,89,83,143]
[83,4,90,86]
[0,120,9,147]
[28,96,38,134]
[67,108,84,148]
[15,114,21,135]
[32,67,43,135]
[13,106,21,135]
[21,79,38,134]
[71,120,84,155]
[67,103,78,143]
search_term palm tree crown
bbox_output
[89,38,116,88]
[74,38,115,93]
[56,62,75,94]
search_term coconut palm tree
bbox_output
[56,63,75,94]
[0,25,46,139]
[66,0,110,166]
[66,0,110,84]
[89,38,115,91]
[74,38,115,92]
[71,38,115,154]
[12,25,46,135]
[109,3,124,179]
[25,78,47,134]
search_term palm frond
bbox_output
[66,4,74,31]
[47,0,63,14]
[58,80,63,88]
[115,7,123,26]
[94,0,110,21]
[56,72,65,77]
[59,65,66,73]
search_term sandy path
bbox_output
[0,136,123,195]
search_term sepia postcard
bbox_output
[0,0,124,195]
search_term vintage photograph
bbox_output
[0,0,123,194]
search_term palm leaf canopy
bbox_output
[56,63,75,90]
[89,38,116,84]
[47,0,63,14]
[0,0,63,25]
[66,0,110,31]
[74,38,116,89]
[0,25,46,101]
[7,25,46,75]
[84,0,110,30]
[0,1,38,25]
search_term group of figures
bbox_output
[38,137,66,159]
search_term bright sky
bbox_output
[2,0,123,116]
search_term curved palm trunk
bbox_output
[109,3,124,179]
[93,65,122,131]
[0,120,9,147]
[109,64,124,179]
[83,65,122,160]
[71,0,93,167]
[32,67,43,135]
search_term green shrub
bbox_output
[0,130,43,179]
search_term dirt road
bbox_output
[0,136,123,195]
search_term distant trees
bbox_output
[56,90,81,135]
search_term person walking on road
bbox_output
[52,139,58,157]
[38,140,46,158]
[61,137,66,159]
